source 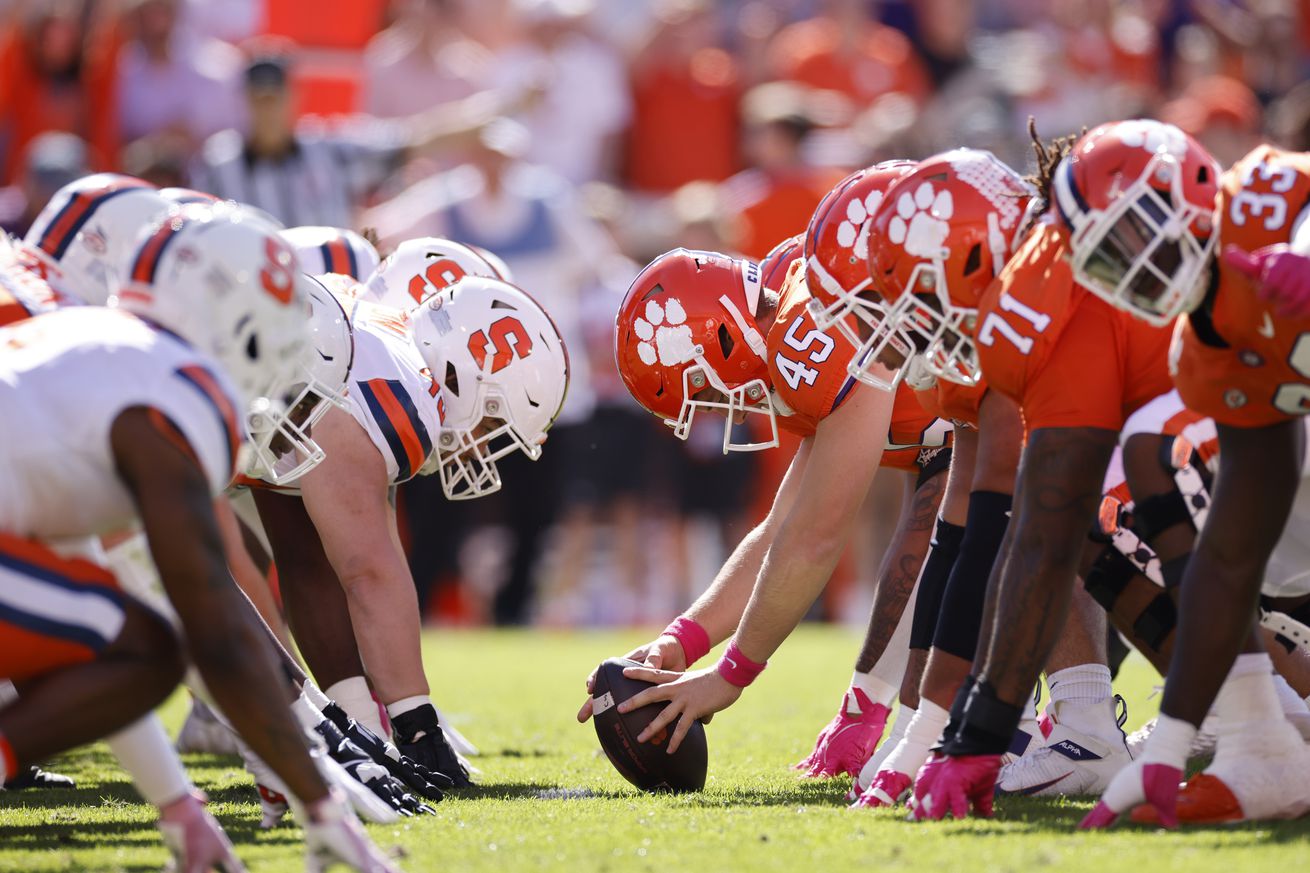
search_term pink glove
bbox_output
[1223,244,1310,318]
[1079,760,1184,830]
[909,753,1002,821]
[794,689,889,778]
[851,769,912,809]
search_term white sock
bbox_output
[857,705,916,790]
[1047,664,1112,708]
[386,694,433,721]
[850,670,899,713]
[107,715,192,808]
[881,699,949,777]
[1215,653,1280,727]
[325,677,384,738]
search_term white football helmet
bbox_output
[362,237,504,311]
[24,173,173,305]
[410,277,569,500]
[281,226,381,281]
[244,273,355,485]
[110,203,312,457]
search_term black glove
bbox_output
[391,704,472,788]
[321,702,452,799]
[4,765,75,790]
[313,718,434,816]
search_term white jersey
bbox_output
[0,308,241,541]
[339,295,443,484]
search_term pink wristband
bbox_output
[662,615,711,666]
[716,639,767,688]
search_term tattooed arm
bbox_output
[976,426,1117,706]
[855,467,946,673]
[111,408,329,805]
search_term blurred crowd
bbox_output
[3,0,1309,627]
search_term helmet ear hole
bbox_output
[963,243,983,276]
[717,323,735,359]
[1197,165,1210,184]
[444,361,460,396]
[246,334,259,361]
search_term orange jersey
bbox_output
[766,264,952,472]
[1173,146,1310,427]
[976,218,1173,432]
[915,376,989,428]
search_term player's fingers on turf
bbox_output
[950,785,969,820]
[667,711,697,755]
[974,786,994,818]
[637,701,682,744]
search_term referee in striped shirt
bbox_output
[190,51,503,228]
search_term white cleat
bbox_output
[1126,712,1220,764]
[998,699,1131,798]
[175,699,240,756]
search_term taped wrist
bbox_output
[936,674,976,751]
[940,679,1024,757]
[909,518,966,650]
[931,491,1012,660]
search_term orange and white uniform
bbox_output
[336,293,444,486]
[976,218,1174,432]
[766,264,952,478]
[0,239,82,327]
[0,307,241,679]
[1173,146,1310,427]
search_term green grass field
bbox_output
[2,626,1307,872]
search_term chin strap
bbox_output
[718,294,767,359]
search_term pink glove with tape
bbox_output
[794,689,889,778]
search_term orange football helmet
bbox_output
[1053,120,1220,325]
[865,148,1036,386]
[802,160,916,389]
[614,248,775,453]
[760,235,803,293]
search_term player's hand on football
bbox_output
[1224,243,1310,318]
[303,790,403,873]
[577,635,688,723]
[616,666,742,754]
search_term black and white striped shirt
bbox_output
[189,123,405,228]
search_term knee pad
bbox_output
[909,518,965,650]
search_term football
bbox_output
[590,657,708,793]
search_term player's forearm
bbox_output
[186,584,328,804]
[683,520,777,644]
[733,521,850,663]
[336,562,428,704]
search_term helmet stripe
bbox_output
[1053,158,1090,227]
[37,179,153,261]
[130,220,186,285]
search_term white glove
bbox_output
[303,789,403,873]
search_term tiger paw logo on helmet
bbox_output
[1113,120,1188,157]
[888,182,953,259]
[634,298,696,367]
[836,190,886,261]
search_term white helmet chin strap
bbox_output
[717,294,767,359]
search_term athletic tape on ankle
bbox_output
[941,680,1024,757]
[716,639,767,688]
[663,615,711,667]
